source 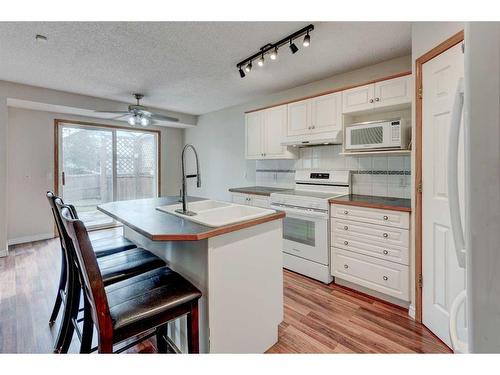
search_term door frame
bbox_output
[414,30,464,323]
[53,119,161,233]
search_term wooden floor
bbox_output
[0,229,451,354]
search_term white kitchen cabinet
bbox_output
[310,92,342,135]
[286,92,342,137]
[231,193,271,208]
[287,99,310,136]
[342,84,375,114]
[342,75,411,114]
[330,203,410,302]
[245,105,296,160]
[245,111,264,159]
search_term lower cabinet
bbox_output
[330,204,410,302]
[231,193,271,209]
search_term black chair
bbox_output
[47,192,137,326]
[58,201,202,353]
[46,192,165,353]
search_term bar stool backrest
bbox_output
[55,200,113,341]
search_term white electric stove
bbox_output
[270,170,351,283]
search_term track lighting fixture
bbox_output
[257,54,265,67]
[289,39,299,54]
[236,24,314,78]
[270,47,278,60]
[303,31,310,47]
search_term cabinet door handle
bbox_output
[344,264,349,269]
[383,215,388,220]
[343,225,348,230]
[344,240,349,245]
[375,97,380,102]
[343,210,349,215]
[369,99,374,103]
[383,233,388,238]
[383,250,389,255]
[383,276,388,281]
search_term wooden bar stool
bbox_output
[47,193,165,353]
[46,192,136,326]
[58,202,202,353]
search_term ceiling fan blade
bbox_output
[149,113,179,122]
[94,110,130,115]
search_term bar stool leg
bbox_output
[155,325,169,353]
[80,296,94,354]
[54,262,80,353]
[186,302,199,354]
[49,253,67,325]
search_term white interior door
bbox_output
[422,42,466,347]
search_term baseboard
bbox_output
[7,232,54,246]
[408,304,416,320]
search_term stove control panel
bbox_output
[310,173,330,179]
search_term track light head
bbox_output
[239,67,246,78]
[270,47,278,60]
[257,54,265,67]
[303,32,310,47]
[289,39,299,54]
[245,62,252,73]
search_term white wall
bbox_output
[5,107,184,245]
[184,55,412,201]
[0,87,7,256]
[409,22,464,318]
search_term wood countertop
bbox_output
[97,196,285,241]
[329,194,411,212]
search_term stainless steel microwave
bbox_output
[345,119,408,151]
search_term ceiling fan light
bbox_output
[128,116,136,126]
[140,116,150,127]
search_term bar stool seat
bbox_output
[93,237,136,258]
[99,248,166,286]
[106,267,201,336]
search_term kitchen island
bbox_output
[98,196,284,353]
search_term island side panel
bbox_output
[123,226,210,353]
[207,219,284,353]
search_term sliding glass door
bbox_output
[57,121,159,230]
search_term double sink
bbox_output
[156,200,276,227]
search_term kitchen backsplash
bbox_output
[255,145,411,199]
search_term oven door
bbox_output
[271,204,329,265]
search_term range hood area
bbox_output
[281,131,343,147]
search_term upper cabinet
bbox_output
[287,92,342,137]
[342,75,411,114]
[245,105,297,160]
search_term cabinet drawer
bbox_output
[331,248,409,301]
[331,218,409,265]
[331,204,409,229]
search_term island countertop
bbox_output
[328,194,411,212]
[97,196,285,241]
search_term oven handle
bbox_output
[270,204,328,219]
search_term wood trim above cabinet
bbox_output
[245,70,412,114]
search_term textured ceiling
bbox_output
[0,22,411,115]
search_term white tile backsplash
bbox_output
[255,145,412,199]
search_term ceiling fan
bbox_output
[94,93,179,126]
